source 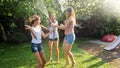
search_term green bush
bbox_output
[76,14,120,37]
[8,32,30,43]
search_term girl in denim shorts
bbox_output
[25,15,52,68]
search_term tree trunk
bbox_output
[15,17,25,32]
[0,23,7,42]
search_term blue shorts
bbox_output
[31,43,43,53]
[64,34,75,44]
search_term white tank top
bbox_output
[49,21,59,39]
[31,26,42,44]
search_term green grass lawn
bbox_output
[0,38,114,68]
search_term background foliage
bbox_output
[0,0,120,43]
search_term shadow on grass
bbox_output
[88,61,106,68]
[82,57,97,63]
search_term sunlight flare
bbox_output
[103,0,120,16]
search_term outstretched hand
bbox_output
[51,22,58,27]
[40,25,49,31]
[48,18,52,22]
[25,25,32,30]
[60,23,64,27]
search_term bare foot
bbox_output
[70,61,76,68]
[46,60,52,65]
[56,60,60,64]
[35,63,42,68]
[62,62,69,68]
[56,58,60,63]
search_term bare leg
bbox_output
[66,44,75,68]
[47,40,53,63]
[39,50,46,68]
[62,40,70,68]
[34,52,42,68]
[53,40,60,63]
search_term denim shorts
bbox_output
[64,34,75,44]
[31,43,43,53]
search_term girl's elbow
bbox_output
[33,35,37,39]
[42,36,46,38]
[43,36,46,39]
[35,37,37,39]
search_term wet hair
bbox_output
[29,15,40,26]
[49,12,56,17]
[66,7,76,25]
[48,12,56,26]
[66,7,75,18]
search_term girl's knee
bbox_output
[49,48,52,51]
[42,59,46,65]
[56,47,59,50]
[36,60,41,63]
[62,46,65,49]
[62,47,65,51]
[66,50,70,54]
[43,60,46,65]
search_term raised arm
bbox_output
[41,30,52,38]
[58,19,74,30]
[25,25,37,39]
[40,25,49,31]
[54,21,68,30]
[50,21,66,30]
[57,24,66,30]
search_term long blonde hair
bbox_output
[29,15,40,26]
[66,7,76,25]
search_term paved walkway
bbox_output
[89,40,110,45]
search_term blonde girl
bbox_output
[25,15,52,68]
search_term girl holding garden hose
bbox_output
[45,12,60,64]
[25,15,53,68]
[52,7,76,68]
